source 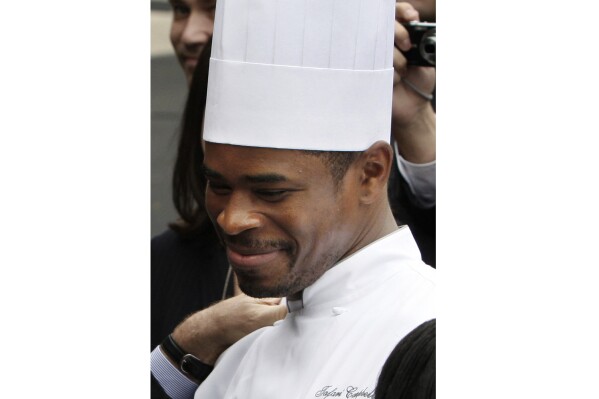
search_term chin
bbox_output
[239,282,288,299]
[238,276,298,298]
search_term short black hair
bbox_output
[304,151,361,186]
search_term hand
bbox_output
[392,2,436,124]
[391,2,436,164]
[171,294,287,365]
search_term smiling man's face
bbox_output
[203,142,363,299]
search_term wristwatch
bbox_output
[160,334,214,382]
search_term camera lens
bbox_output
[419,30,436,66]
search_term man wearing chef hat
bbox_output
[184,0,437,397]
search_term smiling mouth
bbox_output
[226,246,285,269]
[225,240,288,269]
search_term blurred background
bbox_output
[151,0,187,237]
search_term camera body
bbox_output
[402,21,436,67]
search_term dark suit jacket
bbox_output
[388,155,436,267]
[151,229,232,398]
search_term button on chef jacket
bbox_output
[195,227,436,398]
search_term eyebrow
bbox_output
[202,165,289,184]
[201,165,224,180]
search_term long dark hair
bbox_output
[375,319,436,399]
[169,37,215,239]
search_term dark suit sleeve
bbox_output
[152,373,171,399]
[387,155,436,268]
[151,230,231,397]
[151,229,230,349]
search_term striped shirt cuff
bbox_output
[151,346,199,399]
[394,141,436,209]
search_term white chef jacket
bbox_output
[151,160,436,398]
[194,227,436,399]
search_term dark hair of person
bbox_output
[169,37,362,236]
[305,150,361,188]
[169,37,215,238]
[375,319,436,399]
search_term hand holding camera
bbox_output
[390,2,436,161]
[386,2,436,169]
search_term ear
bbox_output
[356,141,393,205]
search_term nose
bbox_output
[181,11,214,48]
[216,193,262,236]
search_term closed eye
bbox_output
[207,182,231,196]
[255,190,289,202]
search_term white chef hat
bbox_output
[203,0,395,151]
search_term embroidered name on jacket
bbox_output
[315,385,375,398]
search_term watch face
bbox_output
[180,354,196,374]
[181,357,191,372]
[180,353,213,381]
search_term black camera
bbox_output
[402,21,436,67]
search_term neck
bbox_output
[334,202,398,267]
[376,205,401,237]
[359,201,398,245]
[287,205,397,303]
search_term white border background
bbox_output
[1,1,150,396]
[1,0,598,397]
[437,0,599,397]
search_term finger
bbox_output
[257,297,282,305]
[395,2,419,23]
[393,47,407,79]
[256,303,288,326]
[394,19,411,52]
[394,2,420,52]
[264,304,288,324]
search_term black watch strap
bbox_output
[160,334,214,382]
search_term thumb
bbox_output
[263,303,288,325]
[257,297,282,306]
